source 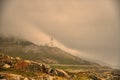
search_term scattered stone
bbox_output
[24,60,31,63]
[15,57,21,60]
[2,64,11,69]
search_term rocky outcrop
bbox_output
[0,52,69,79]
[2,64,11,68]
[45,68,69,78]
[111,69,120,79]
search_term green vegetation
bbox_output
[0,68,36,77]
[50,64,94,70]
[50,65,80,70]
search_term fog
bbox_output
[0,0,120,68]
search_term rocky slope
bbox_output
[0,36,96,65]
[0,37,119,80]
[0,52,120,80]
[0,52,69,80]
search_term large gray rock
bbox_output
[55,68,69,78]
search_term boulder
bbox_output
[3,64,11,69]
[24,60,31,63]
[15,57,21,60]
[42,63,50,69]
[55,68,69,78]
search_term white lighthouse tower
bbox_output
[50,36,54,47]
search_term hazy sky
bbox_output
[0,0,120,68]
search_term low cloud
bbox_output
[0,0,120,68]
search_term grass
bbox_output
[50,64,94,70]
[0,68,36,77]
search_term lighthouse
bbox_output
[50,36,54,47]
[44,36,54,47]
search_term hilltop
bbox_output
[0,37,119,80]
[0,36,96,65]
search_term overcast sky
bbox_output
[0,0,120,68]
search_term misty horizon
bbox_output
[0,0,120,69]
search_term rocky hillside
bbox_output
[0,52,69,80]
[0,36,96,65]
[0,52,119,80]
